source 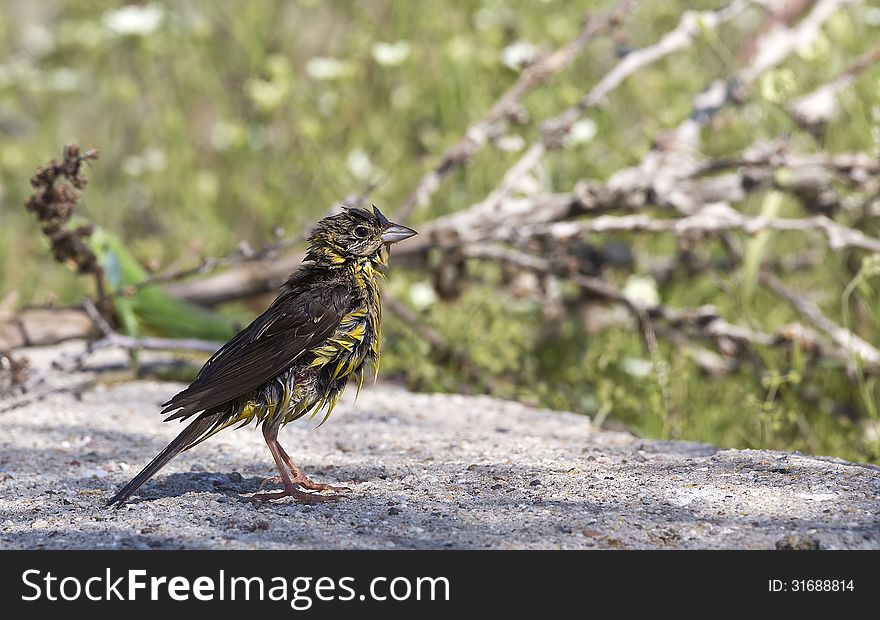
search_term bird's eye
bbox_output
[354,226,370,238]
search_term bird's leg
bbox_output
[275,442,352,494]
[247,425,337,503]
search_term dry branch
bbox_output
[151,191,375,305]
[461,243,873,373]
[405,0,856,260]
[694,149,880,183]
[511,205,880,255]
[760,271,880,364]
[788,45,880,133]
[394,0,638,223]
[0,307,99,350]
[739,0,860,85]
[448,1,751,232]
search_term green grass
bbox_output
[1,1,879,462]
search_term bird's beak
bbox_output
[381,223,418,244]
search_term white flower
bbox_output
[346,149,378,181]
[863,6,880,26]
[142,147,166,171]
[564,119,598,147]
[865,420,880,443]
[408,281,437,311]
[21,24,55,57]
[500,41,539,71]
[371,41,410,67]
[623,275,660,309]
[305,57,353,81]
[621,358,653,378]
[103,4,165,36]
[494,134,525,153]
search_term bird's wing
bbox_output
[161,281,351,420]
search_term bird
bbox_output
[107,205,417,507]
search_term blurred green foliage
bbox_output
[1,1,879,461]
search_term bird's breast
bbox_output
[308,300,379,382]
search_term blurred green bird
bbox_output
[88,225,240,343]
[107,205,416,506]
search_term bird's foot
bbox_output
[258,474,351,495]
[244,485,341,504]
[291,474,352,494]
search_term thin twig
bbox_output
[509,206,880,255]
[788,45,880,132]
[82,298,220,354]
[115,235,306,296]
[120,186,377,296]
[384,295,500,392]
[693,150,880,181]
[760,271,880,364]
[739,0,862,85]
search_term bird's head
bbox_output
[305,204,417,266]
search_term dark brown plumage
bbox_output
[107,205,416,507]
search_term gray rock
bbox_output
[1,347,878,549]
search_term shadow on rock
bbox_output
[107,471,265,505]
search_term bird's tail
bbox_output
[107,415,214,508]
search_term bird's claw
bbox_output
[244,487,344,504]
[293,477,352,494]
[246,474,351,504]
[258,474,351,495]
[257,475,283,493]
